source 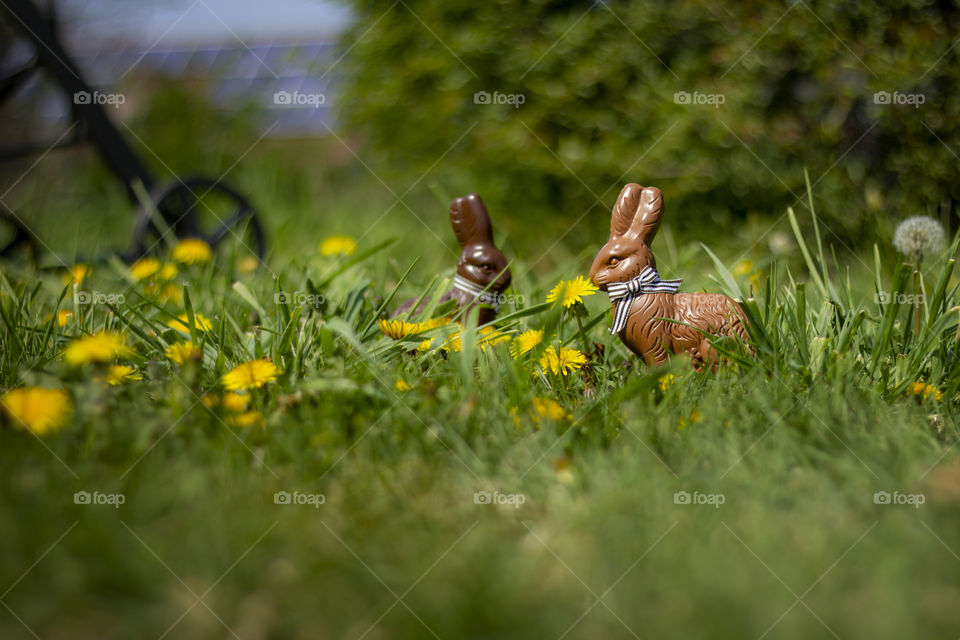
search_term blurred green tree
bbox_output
[337,0,960,248]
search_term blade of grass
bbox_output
[183,285,200,346]
[700,244,744,299]
[872,263,910,371]
[787,206,827,299]
[316,238,397,290]
[360,258,419,338]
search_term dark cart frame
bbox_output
[0,0,266,261]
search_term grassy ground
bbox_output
[2,135,960,640]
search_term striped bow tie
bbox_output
[606,266,682,334]
[453,274,500,311]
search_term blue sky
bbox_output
[65,0,352,46]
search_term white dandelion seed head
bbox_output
[893,216,946,258]
[768,231,793,256]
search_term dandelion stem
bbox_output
[914,265,922,337]
[575,314,589,353]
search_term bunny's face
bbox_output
[589,238,655,291]
[589,184,663,291]
[450,194,511,292]
[458,243,511,291]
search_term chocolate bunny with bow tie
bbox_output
[394,193,511,325]
[589,183,749,368]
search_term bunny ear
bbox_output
[450,193,493,247]
[627,186,663,244]
[610,183,644,239]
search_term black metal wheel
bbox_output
[124,177,265,262]
[0,204,39,261]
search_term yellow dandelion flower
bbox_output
[221,392,250,412]
[382,316,454,350]
[222,359,279,391]
[103,364,142,386]
[658,374,676,391]
[908,382,942,401]
[172,238,213,264]
[422,317,452,330]
[165,341,201,365]
[228,410,265,428]
[478,326,510,349]
[1,387,72,435]
[158,263,179,280]
[63,331,133,366]
[238,256,259,273]
[63,264,91,286]
[320,235,357,256]
[128,257,161,281]
[511,398,570,428]
[511,329,544,358]
[55,310,73,327]
[381,316,449,341]
[395,380,411,392]
[443,332,463,352]
[733,260,761,289]
[546,276,598,308]
[677,409,704,430]
[145,280,182,304]
[438,326,508,353]
[379,318,423,339]
[538,345,587,376]
[160,283,182,304]
[203,393,251,412]
[532,397,570,421]
[166,313,213,333]
[552,455,575,484]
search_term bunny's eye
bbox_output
[608,257,620,266]
[479,264,494,273]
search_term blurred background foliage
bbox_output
[3,6,960,637]
[338,0,960,249]
[3,0,960,279]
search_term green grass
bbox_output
[2,144,960,640]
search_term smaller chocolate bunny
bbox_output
[394,193,511,325]
[589,183,748,369]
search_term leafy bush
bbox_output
[338,0,960,247]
